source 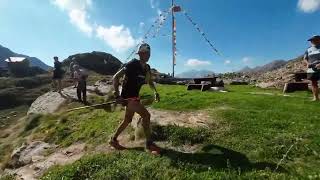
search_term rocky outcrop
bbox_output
[8,142,53,169]
[63,51,122,75]
[28,85,112,115]
[256,56,305,89]
[4,142,85,180]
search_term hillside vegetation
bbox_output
[1,85,319,179]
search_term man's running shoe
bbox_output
[146,143,161,155]
[109,138,126,150]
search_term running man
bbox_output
[109,43,161,154]
[304,35,320,101]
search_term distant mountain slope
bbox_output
[176,69,215,78]
[0,44,51,70]
[255,56,305,88]
[238,60,287,74]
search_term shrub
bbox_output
[14,76,51,89]
[0,88,23,109]
[24,114,42,132]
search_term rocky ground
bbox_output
[27,81,112,115]
[1,82,216,179]
[255,58,306,89]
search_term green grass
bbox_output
[0,105,28,130]
[31,108,124,147]
[19,85,320,179]
[41,151,293,180]
[151,124,211,146]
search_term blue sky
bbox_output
[1,0,320,74]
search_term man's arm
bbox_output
[146,70,160,102]
[112,68,125,97]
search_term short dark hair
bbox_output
[53,56,58,60]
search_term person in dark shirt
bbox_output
[304,35,320,101]
[74,65,88,104]
[52,56,63,93]
[110,43,161,154]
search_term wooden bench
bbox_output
[293,72,307,82]
[187,77,218,92]
[187,83,212,91]
[283,82,309,93]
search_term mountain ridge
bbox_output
[0,44,51,70]
[176,69,215,78]
[238,59,287,74]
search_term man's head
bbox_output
[137,43,151,62]
[308,35,320,46]
[53,56,58,62]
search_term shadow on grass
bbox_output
[161,144,287,173]
[124,144,287,173]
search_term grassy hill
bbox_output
[1,85,320,179]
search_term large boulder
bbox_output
[63,51,123,75]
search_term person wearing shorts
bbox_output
[109,43,161,154]
[304,35,320,101]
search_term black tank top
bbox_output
[121,59,150,98]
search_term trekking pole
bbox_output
[66,101,116,112]
[65,95,155,113]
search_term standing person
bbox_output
[74,65,88,104]
[304,35,320,101]
[53,56,63,93]
[110,43,161,154]
[69,61,77,88]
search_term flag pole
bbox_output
[172,0,175,78]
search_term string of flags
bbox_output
[150,9,170,38]
[126,7,172,61]
[182,10,221,56]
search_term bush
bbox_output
[0,87,23,109]
[14,76,51,89]
[24,114,42,132]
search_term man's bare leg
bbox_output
[52,80,57,91]
[109,107,134,149]
[126,101,160,153]
[112,108,135,139]
[311,80,319,101]
[58,79,62,92]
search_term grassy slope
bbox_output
[2,85,320,179]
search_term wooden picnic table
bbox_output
[193,77,217,84]
[187,77,218,91]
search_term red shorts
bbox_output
[126,97,140,102]
[122,97,140,106]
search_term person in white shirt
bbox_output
[304,35,320,101]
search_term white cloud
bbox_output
[69,9,93,35]
[186,59,211,67]
[139,22,145,28]
[138,22,145,34]
[224,60,231,65]
[298,0,320,13]
[52,0,92,11]
[53,0,140,52]
[96,25,139,52]
[52,0,93,35]
[150,0,159,9]
[242,57,252,64]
